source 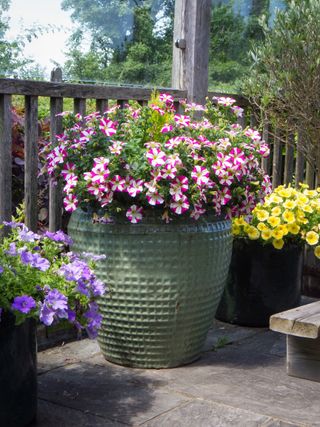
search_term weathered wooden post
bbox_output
[49,68,63,231]
[172,0,211,104]
[0,94,12,237]
[24,95,39,231]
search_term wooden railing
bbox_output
[0,70,317,235]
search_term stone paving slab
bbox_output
[36,321,320,426]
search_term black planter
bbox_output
[0,312,37,427]
[216,240,303,327]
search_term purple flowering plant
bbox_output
[42,94,272,224]
[0,221,106,338]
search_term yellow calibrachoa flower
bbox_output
[278,188,293,198]
[271,206,281,216]
[305,231,319,246]
[261,229,272,240]
[288,223,300,235]
[273,239,284,249]
[257,222,268,231]
[283,199,297,209]
[232,224,241,236]
[256,210,269,221]
[282,210,295,224]
[268,195,283,204]
[267,216,281,227]
[301,205,313,213]
[272,228,284,240]
[315,246,320,259]
[247,226,260,240]
[278,224,289,236]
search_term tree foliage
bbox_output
[243,0,320,180]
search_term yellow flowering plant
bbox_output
[232,184,320,258]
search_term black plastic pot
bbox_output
[0,312,37,427]
[216,239,303,327]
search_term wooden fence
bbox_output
[0,70,317,234]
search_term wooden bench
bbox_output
[270,301,320,382]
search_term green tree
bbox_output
[243,0,320,182]
[62,0,174,85]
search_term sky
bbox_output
[6,0,74,77]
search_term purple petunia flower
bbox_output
[90,279,106,297]
[0,308,2,321]
[39,289,68,326]
[3,221,23,228]
[59,260,93,282]
[0,266,3,274]
[82,252,107,262]
[5,242,17,256]
[20,250,50,271]
[18,228,41,242]
[84,302,102,339]
[11,295,37,314]
[44,230,73,246]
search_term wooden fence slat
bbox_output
[272,130,283,188]
[306,162,315,189]
[295,132,305,188]
[49,68,63,232]
[0,94,12,237]
[74,98,86,116]
[284,134,295,185]
[24,95,39,231]
[117,100,128,109]
[96,99,108,113]
[261,122,271,175]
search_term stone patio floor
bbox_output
[34,318,320,427]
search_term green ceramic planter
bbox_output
[68,209,232,368]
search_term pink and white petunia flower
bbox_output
[213,96,236,107]
[190,203,206,220]
[146,191,164,206]
[144,141,162,150]
[162,164,177,179]
[166,153,183,168]
[127,179,144,197]
[150,104,165,115]
[191,166,210,186]
[93,157,110,171]
[126,205,143,224]
[146,148,166,168]
[161,124,173,133]
[174,114,191,128]
[61,162,76,180]
[109,140,126,155]
[99,118,117,137]
[169,176,189,199]
[111,175,126,192]
[170,195,190,215]
[220,187,232,205]
[98,191,114,207]
[165,136,183,149]
[245,128,261,142]
[63,175,78,194]
[63,194,78,212]
[159,93,174,106]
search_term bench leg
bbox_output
[287,335,320,382]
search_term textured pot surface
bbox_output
[216,239,303,327]
[0,312,37,427]
[69,209,232,368]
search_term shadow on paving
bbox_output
[37,359,189,426]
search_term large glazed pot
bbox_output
[216,239,303,327]
[0,312,37,427]
[68,209,232,368]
